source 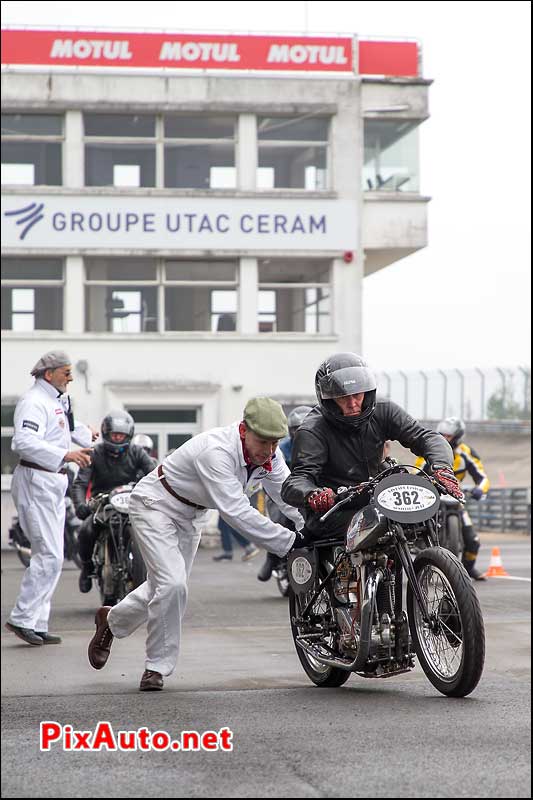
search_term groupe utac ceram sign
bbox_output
[1,196,358,252]
[0,29,419,76]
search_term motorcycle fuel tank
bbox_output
[345,505,388,553]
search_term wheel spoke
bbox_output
[413,565,464,681]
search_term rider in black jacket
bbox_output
[72,410,155,593]
[281,353,463,540]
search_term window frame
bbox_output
[256,115,330,191]
[1,258,65,331]
[1,112,64,186]
[258,259,332,334]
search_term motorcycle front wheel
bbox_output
[444,514,462,557]
[289,587,350,688]
[407,546,485,697]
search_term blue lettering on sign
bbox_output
[257,214,269,233]
[17,207,329,238]
[291,216,305,234]
[166,214,180,232]
[143,213,155,232]
[240,214,253,233]
[274,215,287,233]
[310,215,326,233]
[53,212,66,231]
[198,214,213,233]
[88,213,102,232]
[216,214,230,233]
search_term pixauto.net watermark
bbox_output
[40,721,233,752]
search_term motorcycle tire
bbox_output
[407,546,485,698]
[16,548,31,569]
[68,529,84,570]
[444,515,462,557]
[126,533,147,589]
[288,588,350,688]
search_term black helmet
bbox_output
[315,352,377,428]
[101,410,134,458]
[287,405,313,438]
[131,433,154,455]
[437,417,465,449]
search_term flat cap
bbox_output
[31,350,71,377]
[243,397,288,439]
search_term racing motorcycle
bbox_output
[9,495,83,569]
[288,465,485,697]
[87,483,146,606]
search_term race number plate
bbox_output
[109,492,131,512]
[287,548,317,595]
[373,474,440,523]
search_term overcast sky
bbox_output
[2,1,531,371]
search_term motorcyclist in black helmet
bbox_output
[257,405,313,582]
[72,410,155,593]
[281,353,462,541]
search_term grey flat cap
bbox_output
[31,350,72,377]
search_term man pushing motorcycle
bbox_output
[87,397,304,691]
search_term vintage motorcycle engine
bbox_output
[333,557,361,655]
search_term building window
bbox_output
[257,116,329,190]
[363,119,420,192]
[164,115,237,189]
[164,260,238,331]
[1,258,64,330]
[1,404,17,475]
[84,258,158,332]
[126,407,199,459]
[258,259,331,333]
[1,113,63,185]
[84,113,156,187]
[84,258,238,333]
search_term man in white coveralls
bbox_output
[5,351,95,646]
[88,397,304,691]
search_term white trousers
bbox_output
[9,465,67,633]
[107,471,207,676]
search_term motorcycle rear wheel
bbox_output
[289,588,350,688]
[407,547,485,697]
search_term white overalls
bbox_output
[9,379,91,633]
[108,422,303,676]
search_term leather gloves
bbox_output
[432,467,464,502]
[76,503,92,521]
[307,487,336,513]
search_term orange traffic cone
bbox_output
[484,546,509,577]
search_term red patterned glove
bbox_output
[433,467,464,502]
[307,487,336,512]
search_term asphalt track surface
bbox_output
[1,533,530,798]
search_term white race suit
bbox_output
[8,378,92,633]
[108,422,303,676]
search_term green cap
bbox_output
[243,397,288,439]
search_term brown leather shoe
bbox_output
[88,606,114,670]
[139,669,164,691]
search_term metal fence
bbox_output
[466,488,531,533]
[376,365,530,422]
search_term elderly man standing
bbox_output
[88,397,304,691]
[5,351,95,646]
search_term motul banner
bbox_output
[0,29,419,76]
